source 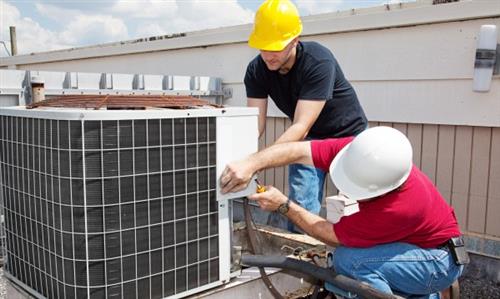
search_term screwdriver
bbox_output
[255,178,266,193]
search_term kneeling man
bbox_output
[220,126,466,298]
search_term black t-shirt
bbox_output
[244,41,367,139]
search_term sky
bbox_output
[0,0,413,57]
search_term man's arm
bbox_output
[274,99,326,144]
[249,186,339,246]
[248,98,268,137]
[220,141,314,193]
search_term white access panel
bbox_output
[215,113,258,283]
[215,115,259,202]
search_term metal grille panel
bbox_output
[0,115,219,299]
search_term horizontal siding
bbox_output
[263,117,500,239]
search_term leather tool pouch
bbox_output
[447,236,470,265]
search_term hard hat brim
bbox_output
[248,34,297,51]
[329,144,410,201]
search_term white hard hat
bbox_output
[31,75,44,84]
[329,126,413,201]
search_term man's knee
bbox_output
[331,247,394,295]
[332,247,356,275]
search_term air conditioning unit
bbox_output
[0,106,258,299]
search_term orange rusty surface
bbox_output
[27,95,222,110]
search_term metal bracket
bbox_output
[222,87,233,99]
[133,74,145,90]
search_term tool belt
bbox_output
[439,236,470,265]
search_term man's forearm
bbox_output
[220,126,314,194]
[247,98,267,138]
[248,141,313,174]
[274,99,325,144]
[274,123,309,144]
[286,201,339,246]
[247,187,339,246]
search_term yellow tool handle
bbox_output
[255,179,266,193]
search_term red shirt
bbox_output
[311,137,461,248]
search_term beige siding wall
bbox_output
[261,117,500,240]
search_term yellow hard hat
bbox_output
[248,0,303,51]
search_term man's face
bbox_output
[259,39,297,73]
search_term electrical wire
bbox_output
[241,255,402,299]
[243,197,284,299]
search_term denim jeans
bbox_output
[267,163,326,231]
[288,163,327,214]
[329,242,464,298]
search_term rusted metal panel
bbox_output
[436,125,455,204]
[486,128,500,237]
[468,127,492,234]
[26,94,220,110]
[451,126,473,229]
[421,124,439,184]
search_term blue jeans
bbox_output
[267,163,326,231]
[329,242,464,298]
[288,163,326,214]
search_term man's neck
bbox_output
[278,46,297,75]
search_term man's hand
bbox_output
[248,186,288,211]
[250,186,341,246]
[220,159,255,194]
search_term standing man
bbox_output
[220,127,467,298]
[244,0,367,229]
